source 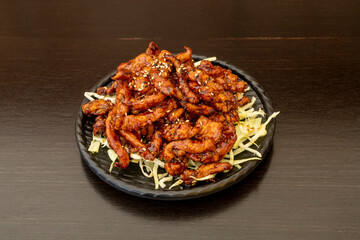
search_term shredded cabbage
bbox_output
[159,175,173,188]
[88,140,101,153]
[108,149,118,173]
[153,163,160,189]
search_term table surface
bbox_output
[1,0,359,239]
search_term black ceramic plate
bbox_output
[75,55,276,200]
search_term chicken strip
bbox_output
[82,99,113,116]
[165,159,188,176]
[197,60,247,92]
[93,115,106,135]
[120,98,176,132]
[180,162,233,184]
[195,116,223,143]
[147,131,163,157]
[167,108,185,122]
[188,124,236,163]
[119,130,153,160]
[162,122,199,142]
[105,109,129,169]
[181,102,215,116]
[176,46,193,63]
[162,139,216,162]
[129,92,166,111]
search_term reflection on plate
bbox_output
[75,56,276,200]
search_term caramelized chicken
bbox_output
[194,116,223,143]
[162,122,199,142]
[82,99,113,116]
[105,108,129,169]
[93,116,106,135]
[181,162,232,184]
[82,42,249,184]
[162,139,216,162]
[167,108,185,122]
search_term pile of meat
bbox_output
[82,42,250,185]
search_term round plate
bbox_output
[75,55,276,200]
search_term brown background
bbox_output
[1,0,359,239]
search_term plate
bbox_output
[75,55,276,200]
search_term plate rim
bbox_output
[75,55,276,200]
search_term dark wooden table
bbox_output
[1,0,359,239]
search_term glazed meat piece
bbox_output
[82,99,113,116]
[165,48,194,74]
[120,98,176,132]
[116,77,166,112]
[140,123,154,141]
[93,116,106,135]
[178,75,199,103]
[162,122,199,142]
[119,130,153,160]
[147,131,162,157]
[149,73,181,98]
[180,162,233,184]
[165,159,188,176]
[115,80,133,106]
[176,46,193,63]
[116,52,155,74]
[188,132,236,163]
[167,108,185,122]
[162,139,216,162]
[188,123,236,163]
[223,69,247,92]
[106,109,129,169]
[197,60,223,77]
[96,80,120,96]
[197,60,247,93]
[129,92,166,111]
[145,41,160,56]
[130,76,152,94]
[210,102,230,112]
[181,102,215,116]
[112,68,132,81]
[194,116,223,143]
[238,96,250,106]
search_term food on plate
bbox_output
[82,42,279,189]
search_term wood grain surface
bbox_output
[0,0,359,239]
